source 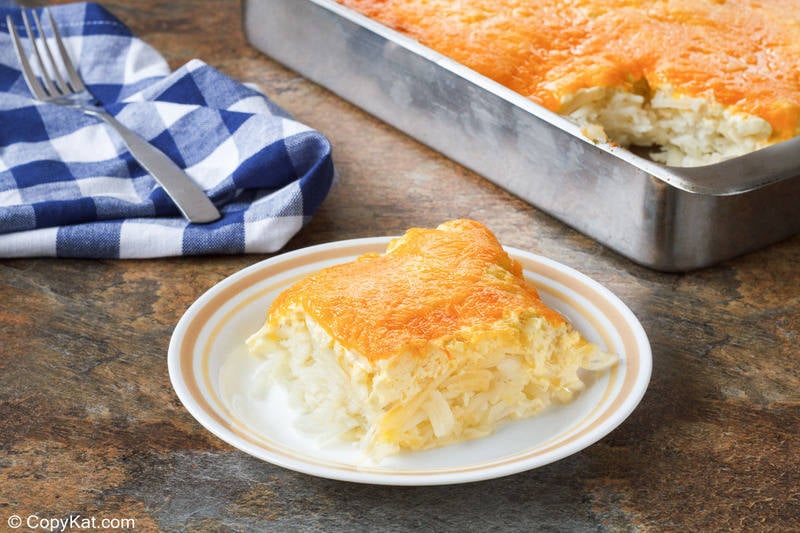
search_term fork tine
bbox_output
[45,8,86,93]
[32,10,71,95]
[5,14,48,100]
[21,10,58,97]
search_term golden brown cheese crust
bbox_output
[268,219,564,361]
[339,0,800,142]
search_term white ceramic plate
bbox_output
[168,238,651,485]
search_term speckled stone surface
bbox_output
[1,1,799,531]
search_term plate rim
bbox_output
[168,237,652,485]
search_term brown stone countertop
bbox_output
[2,1,798,531]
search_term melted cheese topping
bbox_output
[268,219,564,361]
[339,0,800,142]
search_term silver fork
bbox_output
[6,9,221,224]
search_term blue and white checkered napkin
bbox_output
[0,2,335,258]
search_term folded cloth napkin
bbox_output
[0,3,335,258]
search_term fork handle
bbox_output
[90,109,221,224]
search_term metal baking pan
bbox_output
[242,0,800,271]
